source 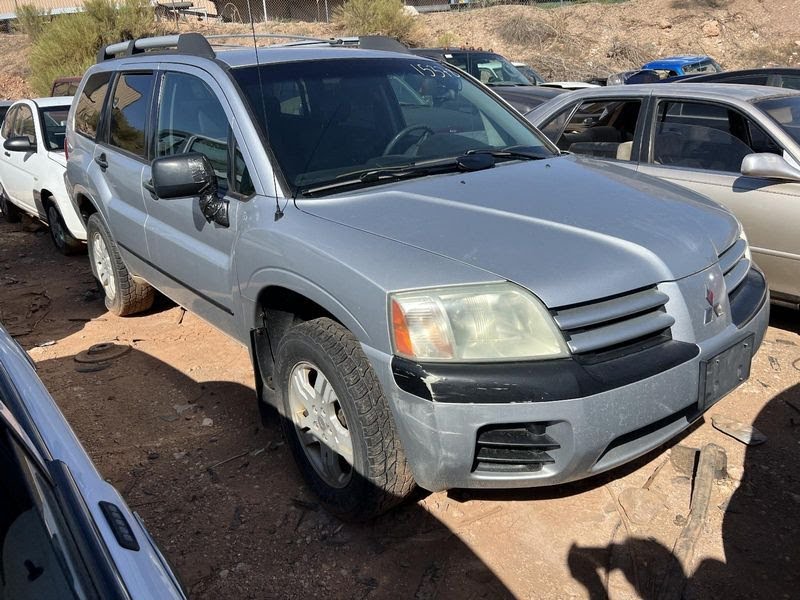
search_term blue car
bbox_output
[642,55,723,78]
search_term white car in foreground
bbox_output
[0,97,86,254]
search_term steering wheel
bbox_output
[383,125,435,156]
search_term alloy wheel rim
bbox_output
[287,361,353,488]
[91,232,116,301]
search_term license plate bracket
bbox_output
[698,334,754,412]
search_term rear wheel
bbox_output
[46,203,83,255]
[275,318,415,521]
[0,187,21,223]
[86,213,154,316]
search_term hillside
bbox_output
[2,0,800,99]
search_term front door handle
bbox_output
[95,153,108,170]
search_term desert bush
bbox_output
[334,0,417,44]
[28,0,160,96]
[14,4,49,41]
[496,15,557,47]
[605,38,653,68]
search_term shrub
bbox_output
[28,0,160,96]
[14,4,49,41]
[334,0,417,44]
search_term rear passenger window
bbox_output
[155,72,235,192]
[0,106,17,139]
[554,99,641,161]
[75,72,112,140]
[109,72,155,158]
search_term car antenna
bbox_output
[246,0,284,221]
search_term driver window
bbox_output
[156,72,235,192]
[555,99,641,161]
[16,106,36,143]
[651,100,770,173]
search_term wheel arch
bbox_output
[249,281,373,407]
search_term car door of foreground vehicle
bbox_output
[638,97,800,300]
[0,103,39,213]
[143,67,255,336]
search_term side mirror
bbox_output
[151,153,228,227]
[3,136,36,153]
[741,152,800,182]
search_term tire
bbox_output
[0,188,21,223]
[275,318,415,521]
[86,213,154,316]
[46,202,83,255]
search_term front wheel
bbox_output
[86,213,154,316]
[47,203,83,255]
[275,318,415,521]
[0,188,21,223]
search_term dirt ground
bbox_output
[1,217,798,599]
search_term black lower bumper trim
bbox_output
[729,267,768,328]
[392,339,699,403]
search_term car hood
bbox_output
[492,85,565,113]
[298,156,739,308]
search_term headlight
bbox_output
[390,283,569,362]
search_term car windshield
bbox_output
[448,52,531,86]
[232,57,554,193]
[40,106,69,151]
[754,96,800,145]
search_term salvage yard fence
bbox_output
[0,0,591,23]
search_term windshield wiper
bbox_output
[299,154,497,196]
[465,146,549,161]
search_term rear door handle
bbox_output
[95,153,108,170]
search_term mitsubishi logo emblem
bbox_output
[704,275,725,325]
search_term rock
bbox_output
[147,451,160,460]
[402,5,418,16]
[618,487,666,525]
[711,415,767,445]
[173,403,195,415]
[658,19,672,29]
[173,451,187,460]
[702,19,721,37]
[670,445,699,476]
[202,417,214,427]
[219,569,229,579]
[674,514,688,527]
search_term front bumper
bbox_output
[365,266,769,492]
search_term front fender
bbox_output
[239,268,372,346]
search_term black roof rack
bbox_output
[97,32,214,63]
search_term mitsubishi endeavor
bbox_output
[65,34,769,520]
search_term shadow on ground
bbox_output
[565,383,800,599]
[37,347,513,599]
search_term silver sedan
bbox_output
[527,83,800,308]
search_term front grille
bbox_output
[552,287,674,355]
[473,424,559,473]
[718,238,751,296]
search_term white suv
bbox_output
[0,97,86,254]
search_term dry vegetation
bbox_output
[2,0,800,98]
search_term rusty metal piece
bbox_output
[74,342,131,364]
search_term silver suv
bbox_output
[65,34,769,520]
